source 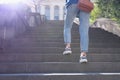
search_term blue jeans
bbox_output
[64,4,90,52]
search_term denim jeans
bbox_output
[64,4,90,52]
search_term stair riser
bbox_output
[11,42,120,48]
[26,31,115,36]
[5,48,120,53]
[0,54,120,62]
[20,35,120,39]
[15,35,120,42]
[0,75,120,80]
[0,62,120,73]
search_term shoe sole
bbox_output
[79,59,88,63]
[63,51,72,55]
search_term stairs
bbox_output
[0,20,120,80]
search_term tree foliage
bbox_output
[97,0,120,23]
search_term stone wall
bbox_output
[91,18,120,37]
[74,18,120,37]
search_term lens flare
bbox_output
[0,0,24,4]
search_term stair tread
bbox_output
[0,62,120,73]
[0,72,120,76]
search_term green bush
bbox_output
[96,0,120,24]
[90,4,101,23]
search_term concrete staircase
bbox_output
[0,21,120,80]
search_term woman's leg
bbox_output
[63,4,79,54]
[79,10,90,62]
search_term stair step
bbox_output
[0,62,120,73]
[0,20,120,80]
[5,47,120,53]
[22,31,116,36]
[11,42,120,48]
[0,73,120,80]
[0,54,120,62]
[18,35,120,39]
[12,36,120,44]
[12,38,120,44]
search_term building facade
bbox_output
[34,0,96,20]
[37,0,65,20]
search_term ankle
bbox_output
[65,43,71,48]
[80,52,87,57]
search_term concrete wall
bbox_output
[91,18,120,37]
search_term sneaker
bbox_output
[79,56,88,63]
[63,48,72,55]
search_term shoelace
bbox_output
[65,48,71,51]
